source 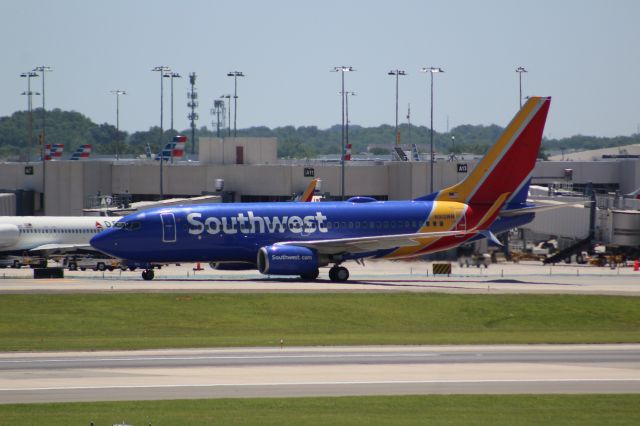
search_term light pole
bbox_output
[516,67,527,109]
[331,66,354,200]
[388,69,406,146]
[227,71,244,137]
[221,95,231,136]
[33,66,51,212]
[421,66,444,193]
[152,65,171,200]
[163,71,181,130]
[20,71,39,162]
[187,72,198,156]
[33,66,52,147]
[344,91,355,157]
[110,90,126,160]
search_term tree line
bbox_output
[1,109,639,161]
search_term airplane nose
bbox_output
[90,230,118,257]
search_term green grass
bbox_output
[1,293,640,351]
[1,395,640,425]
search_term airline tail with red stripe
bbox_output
[420,96,551,210]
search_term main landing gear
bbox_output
[141,269,155,281]
[298,265,350,282]
[328,265,349,282]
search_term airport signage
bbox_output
[304,167,315,177]
[24,166,34,175]
[457,163,468,173]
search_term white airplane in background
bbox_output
[0,216,120,265]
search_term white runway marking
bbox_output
[4,378,640,392]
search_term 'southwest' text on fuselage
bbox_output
[187,211,329,235]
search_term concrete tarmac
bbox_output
[1,345,639,403]
[1,260,639,295]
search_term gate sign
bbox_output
[304,167,315,177]
[457,163,468,173]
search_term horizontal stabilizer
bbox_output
[479,230,502,246]
[500,200,591,217]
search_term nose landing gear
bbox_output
[141,269,155,281]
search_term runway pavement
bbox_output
[1,345,639,403]
[1,260,639,295]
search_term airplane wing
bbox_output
[276,230,473,255]
[28,243,94,253]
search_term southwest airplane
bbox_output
[91,97,551,281]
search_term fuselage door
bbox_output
[160,212,177,243]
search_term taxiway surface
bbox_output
[1,260,639,295]
[1,345,639,403]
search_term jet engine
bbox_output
[257,245,318,276]
[0,224,19,248]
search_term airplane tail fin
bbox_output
[418,97,551,207]
[70,144,92,160]
[156,135,187,160]
[298,178,319,202]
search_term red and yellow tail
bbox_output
[299,178,319,202]
[434,96,551,207]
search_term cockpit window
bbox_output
[114,221,141,231]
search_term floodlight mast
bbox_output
[388,69,406,146]
[152,65,171,200]
[110,90,127,160]
[331,66,355,200]
[420,66,444,193]
[227,71,244,137]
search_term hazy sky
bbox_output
[2,0,639,139]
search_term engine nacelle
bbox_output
[257,245,318,276]
[209,261,256,271]
[0,224,19,248]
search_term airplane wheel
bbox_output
[97,263,106,271]
[329,266,349,282]
[142,269,154,281]
[68,262,77,271]
[300,269,319,281]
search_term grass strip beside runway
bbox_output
[1,293,639,351]
[1,395,639,425]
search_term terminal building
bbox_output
[1,137,640,252]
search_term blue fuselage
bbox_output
[90,200,533,264]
